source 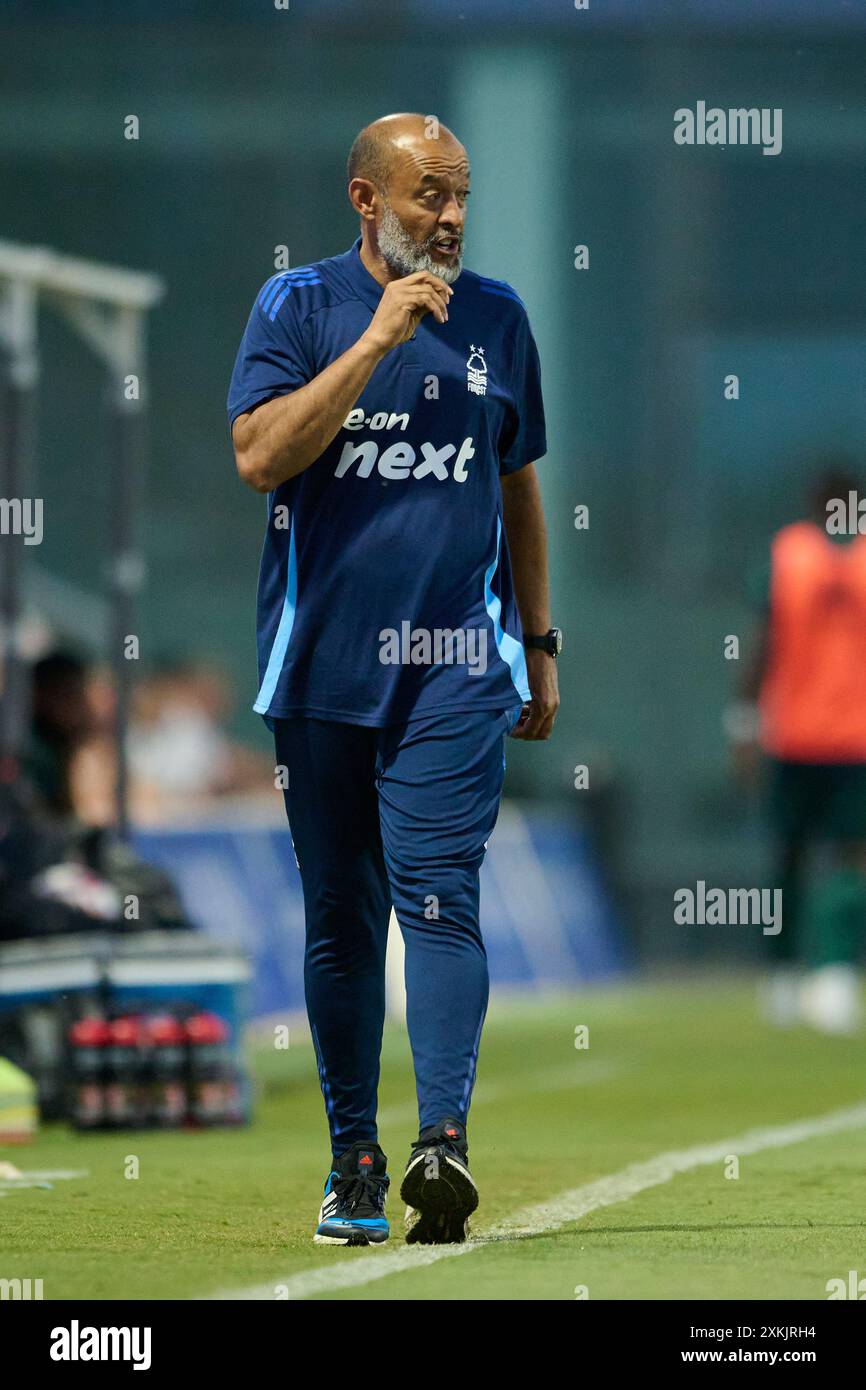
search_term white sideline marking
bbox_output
[0,1168,89,1196]
[209,1099,866,1300]
[0,1169,89,1181]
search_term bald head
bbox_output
[347,113,465,192]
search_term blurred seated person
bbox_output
[20,649,95,818]
[127,659,272,821]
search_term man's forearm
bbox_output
[500,464,551,633]
[232,332,386,492]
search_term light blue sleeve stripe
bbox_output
[253,517,298,715]
[483,516,531,702]
[261,271,323,314]
[268,277,323,321]
[261,276,293,313]
[258,274,285,310]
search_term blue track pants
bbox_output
[273,704,521,1156]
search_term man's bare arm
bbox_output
[232,337,386,492]
[232,271,452,493]
[500,463,559,740]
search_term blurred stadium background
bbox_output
[1,6,865,1087]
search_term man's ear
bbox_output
[348,177,379,222]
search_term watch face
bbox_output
[552,628,562,655]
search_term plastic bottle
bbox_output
[104,1016,144,1128]
[68,1018,111,1131]
[145,1013,188,1128]
[186,1012,239,1126]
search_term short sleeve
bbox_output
[227,282,313,426]
[498,312,547,475]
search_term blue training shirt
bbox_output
[227,238,547,728]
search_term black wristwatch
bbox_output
[523,627,562,658]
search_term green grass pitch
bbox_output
[3,978,866,1301]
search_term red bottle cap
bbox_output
[108,1016,142,1047]
[146,1014,186,1046]
[185,1012,229,1044]
[68,1017,112,1046]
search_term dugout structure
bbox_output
[0,240,164,836]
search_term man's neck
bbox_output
[359,232,399,289]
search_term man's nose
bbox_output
[439,195,465,228]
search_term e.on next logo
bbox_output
[335,436,475,483]
[50,1320,152,1371]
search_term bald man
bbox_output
[228,114,559,1245]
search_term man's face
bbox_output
[376,137,470,285]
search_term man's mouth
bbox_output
[433,236,461,258]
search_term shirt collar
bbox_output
[342,235,464,309]
[342,236,385,310]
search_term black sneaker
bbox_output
[400,1118,478,1244]
[315,1141,390,1245]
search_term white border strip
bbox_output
[209,1099,866,1300]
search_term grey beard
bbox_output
[377,201,463,285]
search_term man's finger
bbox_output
[404,270,453,296]
[405,282,452,315]
[511,703,543,739]
[406,287,448,323]
[514,700,559,741]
